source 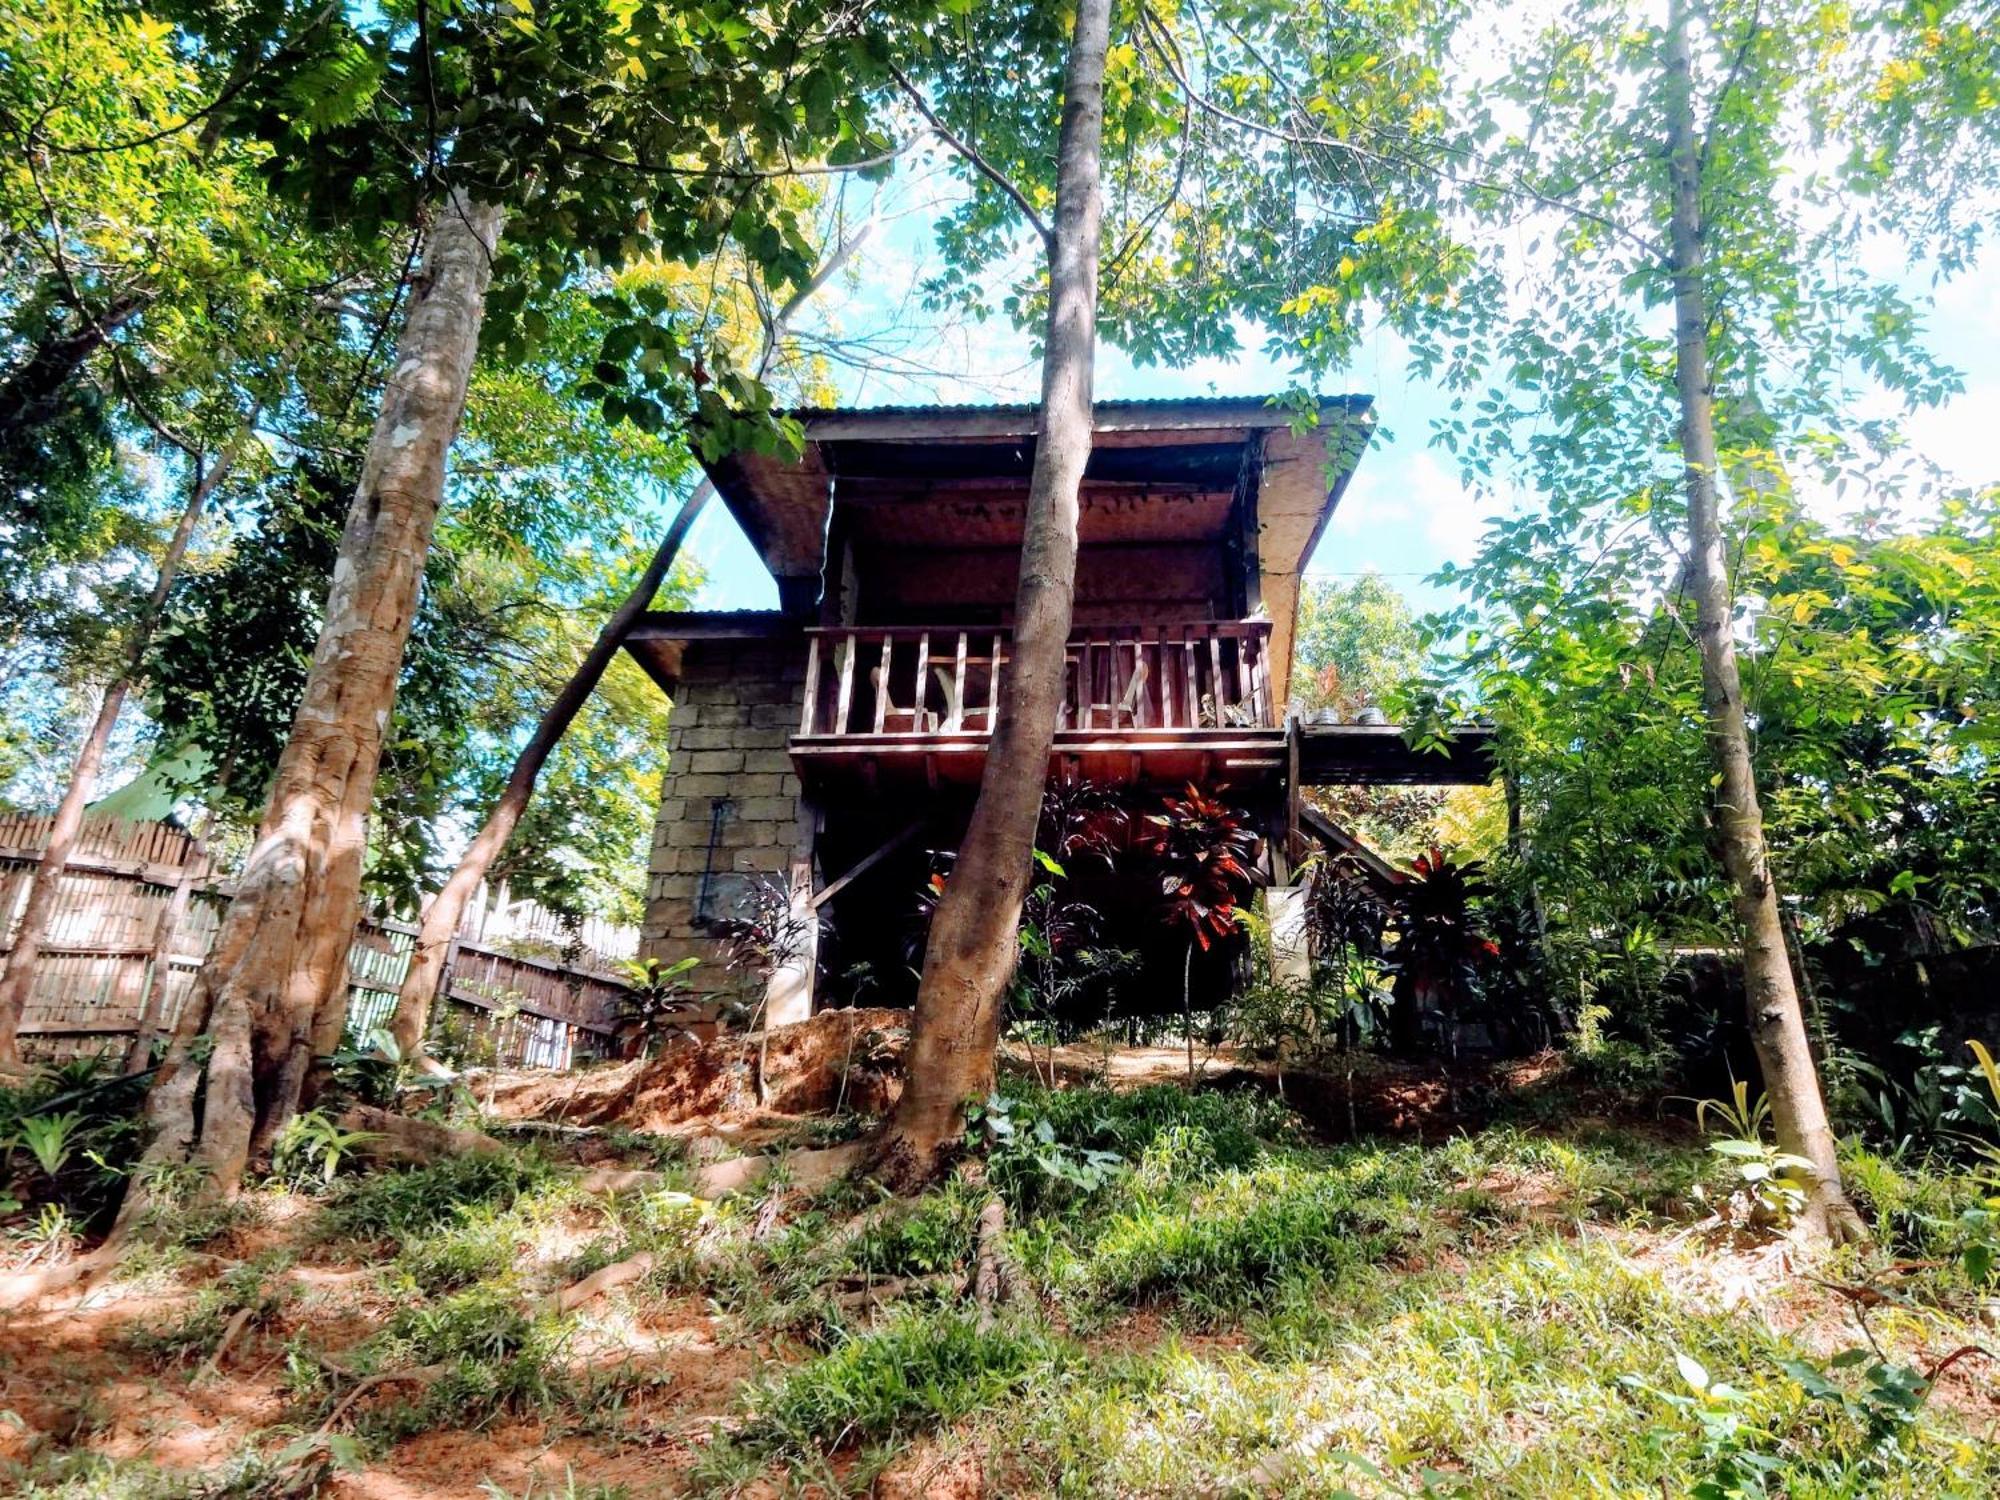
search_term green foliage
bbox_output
[1295,571,1425,715]
[727,1309,1069,1457]
[128,1252,298,1364]
[316,1148,555,1246]
[270,1111,379,1189]
[1693,1080,1817,1225]
[0,1052,148,1228]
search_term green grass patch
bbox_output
[316,1148,557,1246]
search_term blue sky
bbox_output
[682,183,1998,623]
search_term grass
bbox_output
[9,1075,1997,1499]
[681,1083,1999,1496]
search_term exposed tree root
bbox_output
[572,1167,671,1196]
[195,1305,257,1382]
[1200,1415,1345,1498]
[831,1271,957,1312]
[315,1362,449,1437]
[542,1252,657,1316]
[0,1248,107,1309]
[971,1196,1015,1329]
[336,1106,504,1167]
[692,1140,868,1198]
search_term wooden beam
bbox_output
[808,821,926,910]
[1298,805,1405,893]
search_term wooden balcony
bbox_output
[792,622,1287,793]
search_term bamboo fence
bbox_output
[0,814,637,1070]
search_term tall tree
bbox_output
[387,213,875,1059]
[868,0,1457,1175]
[875,0,1114,1181]
[1412,0,1986,1237]
[114,0,929,1205]
[1660,0,1854,1238]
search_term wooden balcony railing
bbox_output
[798,622,1276,739]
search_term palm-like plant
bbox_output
[1136,785,1261,1082]
[1387,847,1500,1054]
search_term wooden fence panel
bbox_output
[1,818,633,1070]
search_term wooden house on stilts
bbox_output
[622,396,1492,1029]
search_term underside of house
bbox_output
[622,396,1494,1026]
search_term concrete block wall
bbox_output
[641,637,813,1005]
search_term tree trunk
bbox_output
[386,481,713,1058]
[124,192,504,1203]
[0,293,148,456]
[1662,6,1860,1242]
[0,427,248,1066]
[873,0,1111,1185]
[383,206,880,1064]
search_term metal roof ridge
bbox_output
[784,392,1376,421]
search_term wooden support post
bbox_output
[1109,629,1126,726]
[809,820,926,910]
[914,631,930,730]
[1078,633,1093,731]
[800,634,821,735]
[873,634,892,733]
[834,632,856,734]
[950,632,968,731]
[1184,628,1201,727]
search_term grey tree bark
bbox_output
[874,0,1112,1184]
[1663,2,1861,1241]
[385,211,878,1062]
[124,191,505,1203]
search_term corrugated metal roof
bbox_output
[785,393,1374,422]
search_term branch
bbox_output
[888,64,1052,246]
[1136,4,1665,264]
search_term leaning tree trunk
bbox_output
[386,480,713,1057]
[123,192,505,1204]
[385,209,880,1062]
[873,0,1112,1185]
[1663,7,1860,1242]
[0,427,251,1067]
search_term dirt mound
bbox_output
[482,1007,911,1130]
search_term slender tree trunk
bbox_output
[1183,939,1196,1086]
[873,0,1112,1185]
[1662,6,1860,1242]
[387,481,713,1058]
[124,192,504,1203]
[0,427,250,1066]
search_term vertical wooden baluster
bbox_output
[951,631,968,732]
[989,633,1003,730]
[834,631,856,735]
[1183,627,1200,727]
[873,633,892,733]
[1078,632,1092,731]
[800,634,821,735]
[913,631,930,732]
[1109,628,1126,728]
[1208,630,1226,722]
